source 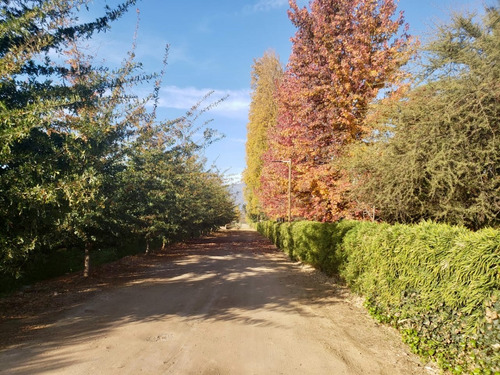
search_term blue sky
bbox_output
[83,0,492,181]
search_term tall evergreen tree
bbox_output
[346,5,500,229]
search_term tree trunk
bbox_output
[145,239,150,255]
[83,242,91,277]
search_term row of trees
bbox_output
[244,0,499,229]
[0,0,236,280]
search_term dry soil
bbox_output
[0,228,437,374]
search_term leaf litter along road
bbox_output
[0,228,436,375]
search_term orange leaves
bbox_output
[257,0,413,222]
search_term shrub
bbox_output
[257,220,500,373]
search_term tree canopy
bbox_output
[0,0,236,282]
[345,5,500,229]
[247,1,497,230]
[259,0,412,221]
[243,50,283,221]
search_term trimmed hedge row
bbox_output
[256,220,500,374]
[0,237,148,295]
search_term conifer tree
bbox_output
[346,5,500,229]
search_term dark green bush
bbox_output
[0,236,146,295]
[257,220,500,374]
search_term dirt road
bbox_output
[0,229,434,374]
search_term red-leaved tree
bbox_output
[260,0,413,221]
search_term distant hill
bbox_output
[228,183,245,209]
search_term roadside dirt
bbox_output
[0,228,437,374]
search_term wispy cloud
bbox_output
[251,0,289,12]
[230,137,247,144]
[244,0,308,14]
[157,86,250,119]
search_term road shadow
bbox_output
[0,229,350,374]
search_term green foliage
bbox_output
[256,220,357,275]
[119,72,236,252]
[257,220,500,373]
[0,1,237,284]
[341,221,500,373]
[0,0,137,278]
[345,5,500,229]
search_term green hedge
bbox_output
[0,236,147,295]
[256,220,500,374]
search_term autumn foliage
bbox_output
[243,51,283,221]
[258,0,412,221]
